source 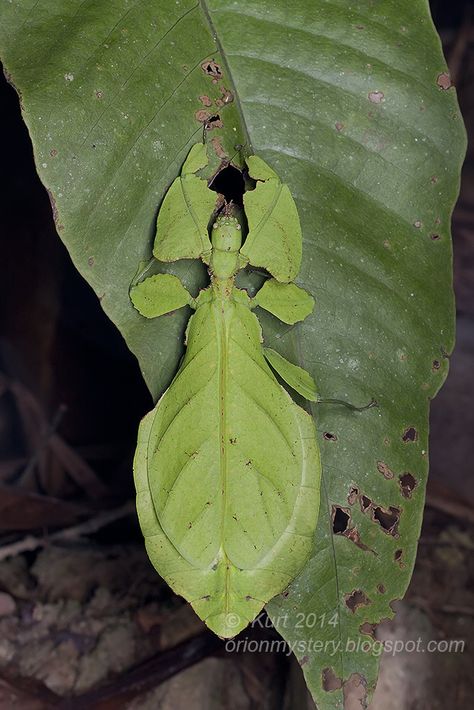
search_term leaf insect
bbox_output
[130,143,372,637]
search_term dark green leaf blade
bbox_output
[0,1,466,707]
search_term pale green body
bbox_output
[131,145,321,637]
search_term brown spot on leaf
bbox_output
[219,87,234,104]
[210,136,227,160]
[377,584,386,594]
[437,72,452,90]
[360,622,377,638]
[300,655,309,666]
[377,461,394,479]
[87,256,94,267]
[281,589,290,598]
[430,175,438,184]
[348,486,359,505]
[343,673,367,708]
[201,60,222,78]
[323,432,337,441]
[399,473,417,498]
[95,90,103,99]
[345,589,371,613]
[335,121,344,132]
[368,90,384,103]
[394,549,404,567]
[332,505,375,553]
[413,220,422,229]
[194,110,223,130]
[50,148,58,157]
[195,109,211,123]
[322,667,343,692]
[402,426,418,442]
[345,527,376,554]
[199,94,212,107]
[430,233,441,241]
[432,359,441,371]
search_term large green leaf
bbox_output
[0,1,465,707]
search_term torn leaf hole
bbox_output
[345,589,371,613]
[332,505,350,534]
[402,426,418,442]
[332,505,375,553]
[432,359,441,371]
[209,164,245,205]
[360,495,372,512]
[205,114,223,130]
[322,667,342,692]
[399,473,417,498]
[323,432,337,441]
[372,505,400,536]
[201,60,222,78]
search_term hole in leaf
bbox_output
[361,495,372,511]
[209,164,246,205]
[322,667,343,692]
[206,113,223,129]
[373,505,400,535]
[201,60,222,78]
[345,589,371,613]
[323,432,337,441]
[332,506,350,534]
[399,473,417,498]
[402,426,418,442]
[377,584,386,594]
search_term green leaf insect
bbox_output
[130,144,322,638]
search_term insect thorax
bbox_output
[210,214,243,280]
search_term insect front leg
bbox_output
[130,273,196,318]
[251,278,314,325]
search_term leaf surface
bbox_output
[0,1,465,705]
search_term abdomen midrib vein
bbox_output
[216,296,231,612]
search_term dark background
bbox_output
[0,1,472,707]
